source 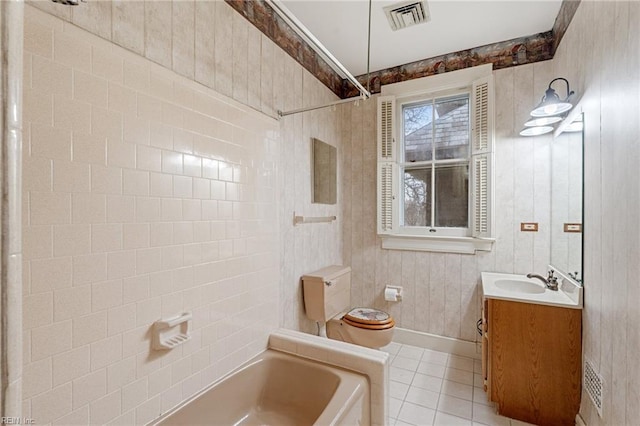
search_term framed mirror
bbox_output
[550,112,584,284]
[311,138,337,204]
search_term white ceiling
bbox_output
[280,0,563,76]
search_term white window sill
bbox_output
[380,234,495,254]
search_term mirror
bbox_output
[312,138,337,204]
[550,113,584,284]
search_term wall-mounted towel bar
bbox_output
[293,213,337,226]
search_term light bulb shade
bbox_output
[530,78,575,117]
[524,116,562,127]
[520,126,554,137]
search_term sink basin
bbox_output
[481,272,583,309]
[494,279,545,294]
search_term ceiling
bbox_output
[280,0,563,77]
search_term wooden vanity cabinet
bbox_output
[481,298,582,426]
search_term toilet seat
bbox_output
[342,307,395,330]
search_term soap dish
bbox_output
[152,312,192,350]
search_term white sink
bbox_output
[481,271,583,309]
[494,279,545,294]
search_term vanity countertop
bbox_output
[481,271,583,310]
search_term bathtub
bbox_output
[152,349,370,426]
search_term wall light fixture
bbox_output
[520,77,575,136]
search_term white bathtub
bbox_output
[152,349,370,426]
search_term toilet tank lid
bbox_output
[302,265,351,281]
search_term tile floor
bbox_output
[380,342,535,426]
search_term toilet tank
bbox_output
[302,265,351,322]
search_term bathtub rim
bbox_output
[148,347,370,426]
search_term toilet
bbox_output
[302,265,395,349]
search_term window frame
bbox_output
[376,64,495,254]
[397,89,472,237]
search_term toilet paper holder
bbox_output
[384,285,403,302]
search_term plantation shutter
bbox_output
[470,75,494,239]
[377,96,398,234]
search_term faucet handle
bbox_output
[547,269,555,280]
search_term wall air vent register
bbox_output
[384,0,430,31]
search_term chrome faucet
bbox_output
[526,269,559,291]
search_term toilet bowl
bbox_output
[326,307,395,349]
[302,266,395,349]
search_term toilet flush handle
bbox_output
[324,280,335,287]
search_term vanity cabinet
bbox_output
[481,298,582,426]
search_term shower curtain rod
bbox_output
[265,0,372,117]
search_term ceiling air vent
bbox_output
[384,0,430,31]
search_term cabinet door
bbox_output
[489,299,581,426]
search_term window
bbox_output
[377,65,495,254]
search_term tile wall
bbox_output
[551,2,640,424]
[22,2,342,423]
[340,62,555,342]
[29,0,344,341]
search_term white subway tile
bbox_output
[53,224,91,257]
[147,366,171,397]
[123,60,150,94]
[52,345,90,386]
[31,383,73,424]
[123,275,150,304]
[90,335,123,371]
[92,279,123,311]
[135,197,161,223]
[122,377,148,413]
[124,116,150,145]
[24,293,54,329]
[30,123,72,161]
[136,145,162,172]
[136,297,161,327]
[123,223,149,250]
[72,369,107,409]
[54,285,91,321]
[30,256,72,294]
[53,406,89,426]
[72,132,106,165]
[173,128,194,154]
[53,29,91,72]
[106,195,135,223]
[25,19,54,59]
[23,225,53,260]
[162,150,183,175]
[31,55,72,97]
[149,172,173,198]
[73,70,108,108]
[135,395,161,425]
[91,106,123,142]
[91,165,123,195]
[93,45,125,83]
[107,140,136,169]
[149,72,174,104]
[107,304,136,336]
[89,390,122,425]
[72,311,107,347]
[150,123,174,150]
[23,357,53,399]
[72,253,107,286]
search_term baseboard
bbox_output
[575,413,587,426]
[393,327,481,359]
